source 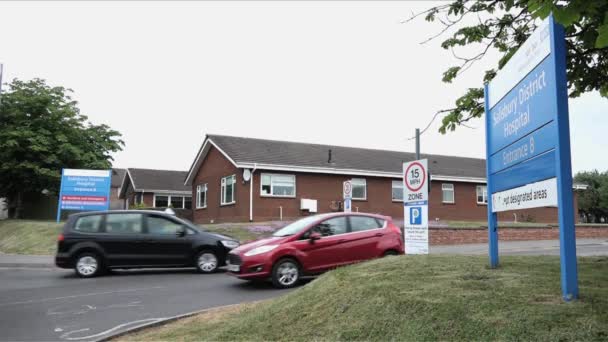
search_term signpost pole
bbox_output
[550,16,578,301]
[484,83,499,268]
[56,168,64,223]
[415,128,420,160]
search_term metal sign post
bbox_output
[484,14,578,300]
[402,159,429,254]
[343,180,352,213]
[56,169,112,222]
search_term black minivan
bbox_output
[55,210,240,278]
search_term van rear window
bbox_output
[74,215,102,233]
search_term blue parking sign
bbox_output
[409,207,422,225]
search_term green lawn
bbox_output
[0,220,62,255]
[120,255,608,341]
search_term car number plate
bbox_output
[227,264,240,272]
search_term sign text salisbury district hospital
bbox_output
[484,15,578,300]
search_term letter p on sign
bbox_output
[409,207,422,225]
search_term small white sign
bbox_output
[403,159,428,204]
[403,159,429,255]
[343,181,352,199]
[492,177,558,213]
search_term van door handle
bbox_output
[375,233,384,237]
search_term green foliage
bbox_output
[129,202,148,210]
[415,0,608,133]
[574,170,608,223]
[0,78,124,217]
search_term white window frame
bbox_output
[351,178,367,201]
[196,184,208,209]
[442,183,455,204]
[476,185,488,205]
[221,175,236,206]
[260,173,296,198]
[153,194,192,209]
[391,180,403,202]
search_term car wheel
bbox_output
[383,250,399,257]
[74,253,102,278]
[196,251,219,274]
[271,259,301,289]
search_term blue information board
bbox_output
[484,15,578,300]
[56,169,112,222]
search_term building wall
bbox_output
[191,146,576,224]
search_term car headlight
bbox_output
[221,240,240,249]
[244,245,278,257]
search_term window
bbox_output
[105,214,143,234]
[170,196,182,208]
[305,216,348,238]
[154,195,192,209]
[74,215,102,233]
[442,183,455,203]
[155,195,169,207]
[351,178,367,200]
[221,175,236,205]
[476,185,488,204]
[391,180,403,201]
[147,215,184,235]
[196,184,207,208]
[261,174,296,197]
[350,216,383,232]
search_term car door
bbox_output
[291,216,349,273]
[143,214,192,266]
[342,216,386,264]
[97,213,149,267]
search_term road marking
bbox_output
[0,286,164,307]
[60,318,166,341]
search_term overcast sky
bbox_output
[1,1,606,174]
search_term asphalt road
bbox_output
[0,268,293,342]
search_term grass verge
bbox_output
[0,220,62,255]
[118,255,608,341]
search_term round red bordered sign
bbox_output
[343,181,352,196]
[405,162,426,192]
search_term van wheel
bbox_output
[271,259,301,289]
[74,253,102,278]
[195,251,219,274]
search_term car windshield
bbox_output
[272,215,331,237]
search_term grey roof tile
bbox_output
[128,168,190,192]
[208,134,486,178]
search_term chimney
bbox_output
[328,149,333,164]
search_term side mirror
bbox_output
[176,226,187,237]
[309,232,321,243]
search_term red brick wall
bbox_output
[190,146,577,224]
[192,146,250,223]
[430,226,608,245]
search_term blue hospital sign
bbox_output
[56,169,112,222]
[485,15,578,300]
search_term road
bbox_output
[0,268,293,342]
[431,238,608,256]
[1,238,606,341]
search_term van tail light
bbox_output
[57,234,64,242]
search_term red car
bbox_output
[226,212,403,288]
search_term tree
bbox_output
[0,78,124,218]
[574,170,608,223]
[408,0,608,133]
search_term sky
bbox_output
[1,1,606,174]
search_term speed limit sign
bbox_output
[403,159,428,204]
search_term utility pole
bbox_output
[415,128,420,160]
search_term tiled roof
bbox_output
[207,134,486,178]
[127,168,190,192]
